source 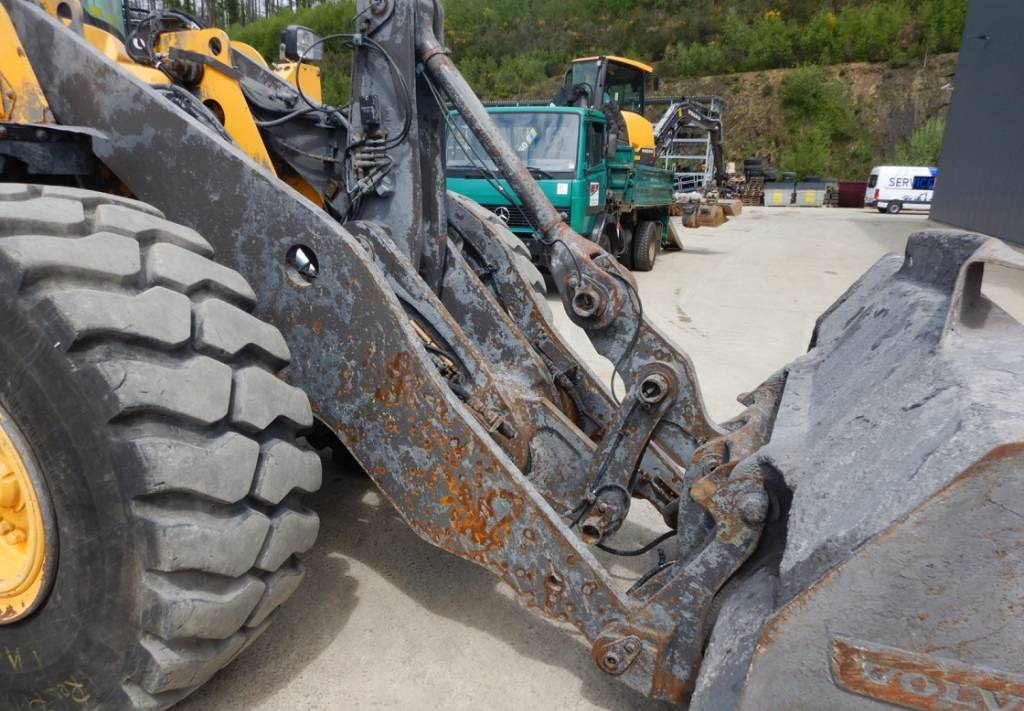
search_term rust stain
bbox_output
[440,473,523,550]
[831,637,1024,711]
[374,351,414,405]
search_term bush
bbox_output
[229,0,969,97]
[893,117,946,165]
[779,66,869,178]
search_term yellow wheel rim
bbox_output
[0,406,53,624]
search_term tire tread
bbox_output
[0,185,320,708]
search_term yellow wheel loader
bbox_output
[1,1,1023,710]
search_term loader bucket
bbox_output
[691,231,1024,710]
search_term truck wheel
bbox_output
[632,220,661,272]
[0,185,321,711]
[886,201,903,214]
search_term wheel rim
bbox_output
[0,404,55,624]
[648,237,657,265]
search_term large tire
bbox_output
[0,184,321,711]
[631,220,661,272]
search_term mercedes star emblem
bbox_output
[494,206,511,224]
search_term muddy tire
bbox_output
[632,220,661,272]
[0,184,321,711]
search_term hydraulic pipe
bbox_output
[415,37,566,244]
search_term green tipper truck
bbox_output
[446,106,675,271]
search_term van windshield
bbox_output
[446,112,580,179]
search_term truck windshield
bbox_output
[447,112,580,179]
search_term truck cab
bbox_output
[446,106,612,263]
[446,105,673,270]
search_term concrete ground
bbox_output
[177,207,1023,711]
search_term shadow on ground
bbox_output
[178,452,676,711]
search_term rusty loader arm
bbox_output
[3,0,1024,708]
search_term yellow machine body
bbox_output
[1,0,325,198]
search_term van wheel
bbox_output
[0,184,321,711]
[632,221,661,272]
[886,201,903,214]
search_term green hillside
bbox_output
[227,0,967,177]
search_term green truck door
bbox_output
[575,119,608,238]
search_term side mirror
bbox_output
[280,25,324,63]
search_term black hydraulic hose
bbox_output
[597,530,676,557]
[254,106,318,127]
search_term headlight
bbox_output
[280,25,324,63]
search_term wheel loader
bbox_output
[1,0,1023,709]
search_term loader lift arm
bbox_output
[6,0,1024,708]
[5,0,778,699]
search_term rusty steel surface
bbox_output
[830,637,1024,711]
[7,0,1024,706]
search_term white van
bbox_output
[865,166,938,214]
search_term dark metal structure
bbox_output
[931,1,1024,245]
[4,0,1024,707]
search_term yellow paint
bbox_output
[0,3,53,124]
[804,190,817,203]
[284,175,324,206]
[573,55,653,74]
[157,29,276,172]
[0,414,48,625]
[274,61,322,103]
[22,0,323,201]
[621,110,655,156]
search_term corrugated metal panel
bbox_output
[930,1,1024,245]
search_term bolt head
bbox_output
[5,529,25,545]
[738,493,768,525]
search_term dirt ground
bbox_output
[176,207,1023,711]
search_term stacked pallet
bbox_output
[741,176,765,206]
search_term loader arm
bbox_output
[653,100,727,186]
[5,0,1024,708]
